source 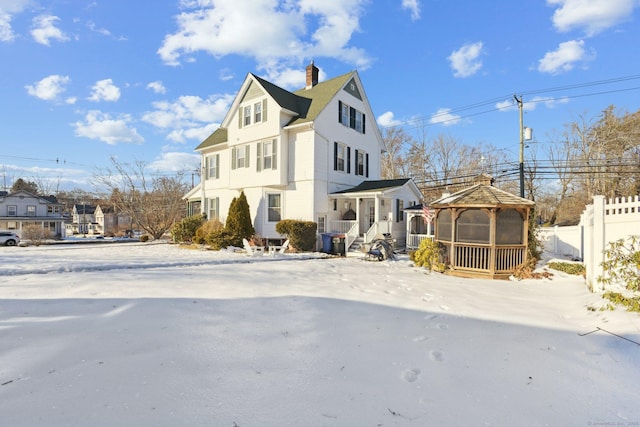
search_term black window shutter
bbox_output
[347,147,351,173]
[350,107,356,129]
[354,149,359,175]
[395,199,400,223]
[333,142,338,170]
[365,153,369,177]
[362,113,366,134]
[338,101,342,124]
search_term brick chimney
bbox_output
[305,61,319,89]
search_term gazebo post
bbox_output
[488,208,497,276]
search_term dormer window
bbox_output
[238,99,267,128]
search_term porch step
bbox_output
[348,236,365,252]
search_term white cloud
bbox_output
[88,79,121,102]
[547,0,637,36]
[31,15,69,46]
[86,20,111,36]
[448,41,484,78]
[157,0,372,84]
[401,0,421,20]
[25,74,71,101]
[538,39,591,74]
[429,108,461,126]
[377,111,402,127]
[73,110,144,145]
[147,81,167,94]
[149,151,201,173]
[142,94,233,142]
[0,0,32,42]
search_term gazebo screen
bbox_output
[436,209,452,240]
[456,209,490,244]
[496,208,524,244]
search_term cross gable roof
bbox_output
[195,71,356,151]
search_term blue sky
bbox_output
[1,0,639,193]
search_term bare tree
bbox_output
[94,157,189,240]
[380,126,413,179]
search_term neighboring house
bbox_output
[94,205,133,236]
[0,190,65,237]
[65,204,97,236]
[186,62,422,249]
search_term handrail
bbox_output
[345,221,359,250]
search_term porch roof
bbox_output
[331,179,413,196]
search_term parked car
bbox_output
[0,231,20,246]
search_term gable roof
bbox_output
[195,127,227,151]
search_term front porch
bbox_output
[325,179,422,252]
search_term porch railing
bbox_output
[330,220,357,234]
[364,221,392,244]
[406,234,433,249]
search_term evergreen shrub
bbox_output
[276,219,317,252]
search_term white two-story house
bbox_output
[0,190,65,237]
[185,63,421,249]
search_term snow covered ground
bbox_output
[1,241,639,426]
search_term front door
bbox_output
[360,199,375,234]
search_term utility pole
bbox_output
[514,95,525,198]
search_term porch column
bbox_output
[374,194,380,235]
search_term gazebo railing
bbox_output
[451,243,526,273]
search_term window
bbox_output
[334,142,349,172]
[257,139,277,171]
[208,197,220,220]
[254,102,262,123]
[317,216,326,234]
[340,102,349,126]
[338,101,365,134]
[355,150,368,176]
[208,154,220,179]
[267,193,281,222]
[47,205,60,214]
[8,205,17,216]
[232,145,250,169]
[243,105,252,126]
[7,221,16,230]
[395,199,404,222]
[27,205,36,216]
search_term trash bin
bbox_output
[321,233,333,254]
[332,234,346,256]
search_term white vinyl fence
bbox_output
[538,195,640,292]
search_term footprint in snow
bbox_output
[401,368,421,382]
[412,335,430,343]
[429,350,445,362]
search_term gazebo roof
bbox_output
[430,178,534,208]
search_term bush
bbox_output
[598,235,640,291]
[602,292,640,313]
[21,224,53,246]
[193,219,224,244]
[548,262,586,276]
[140,234,150,242]
[410,238,445,272]
[171,214,206,243]
[276,219,317,252]
[205,229,238,250]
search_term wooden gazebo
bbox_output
[430,174,535,279]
